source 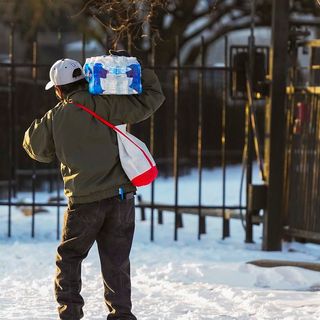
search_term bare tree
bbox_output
[0,0,85,38]
[1,0,320,64]
[82,0,320,64]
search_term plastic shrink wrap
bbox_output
[84,55,142,95]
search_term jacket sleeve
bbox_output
[22,110,55,163]
[93,68,165,125]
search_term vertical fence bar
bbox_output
[285,85,295,233]
[310,93,318,230]
[56,171,61,240]
[288,62,299,235]
[315,95,320,232]
[150,36,156,241]
[31,35,38,238]
[283,61,294,229]
[173,36,180,241]
[245,22,257,243]
[49,164,54,193]
[56,30,63,240]
[105,32,109,53]
[245,36,254,243]
[303,94,309,231]
[301,96,307,232]
[127,32,132,56]
[126,33,132,133]
[303,93,313,230]
[7,23,15,237]
[31,161,36,238]
[197,37,205,239]
[245,101,253,243]
[222,36,229,239]
[11,30,17,199]
[308,74,315,232]
[82,32,86,64]
[312,94,317,231]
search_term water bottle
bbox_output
[84,55,142,95]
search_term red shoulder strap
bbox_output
[71,101,154,167]
[72,102,116,130]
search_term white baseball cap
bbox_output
[45,58,85,90]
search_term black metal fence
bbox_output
[284,89,320,241]
[283,42,320,242]
[0,25,264,242]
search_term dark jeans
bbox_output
[55,193,137,320]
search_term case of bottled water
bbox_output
[83,55,142,95]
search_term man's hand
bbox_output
[108,49,143,69]
[109,50,131,57]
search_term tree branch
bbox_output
[182,7,250,47]
[184,17,265,65]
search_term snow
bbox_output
[1,165,320,320]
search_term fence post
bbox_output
[158,210,163,224]
[7,22,15,237]
[82,32,86,64]
[197,37,205,239]
[245,99,254,243]
[31,34,38,238]
[56,170,61,241]
[263,0,290,251]
[222,36,229,239]
[173,35,180,241]
[150,35,156,241]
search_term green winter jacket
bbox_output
[23,69,165,204]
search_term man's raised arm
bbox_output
[93,68,165,125]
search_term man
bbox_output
[23,57,165,320]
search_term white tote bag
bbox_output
[72,102,158,187]
[115,124,157,186]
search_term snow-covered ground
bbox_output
[0,166,320,320]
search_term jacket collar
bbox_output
[67,88,88,101]
[61,89,88,106]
